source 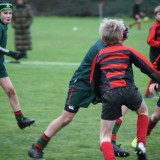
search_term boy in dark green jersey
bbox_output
[28,26,129,160]
[0,1,34,129]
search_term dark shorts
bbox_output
[0,65,8,78]
[101,86,142,120]
[64,87,95,113]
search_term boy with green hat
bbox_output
[0,1,35,129]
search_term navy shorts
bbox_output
[101,86,142,120]
[0,65,8,78]
[64,87,95,113]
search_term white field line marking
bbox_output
[20,61,80,66]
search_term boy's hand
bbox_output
[9,51,26,60]
[149,83,159,93]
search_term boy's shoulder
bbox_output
[0,22,6,29]
[150,21,160,28]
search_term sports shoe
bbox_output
[113,143,130,157]
[28,144,45,160]
[131,133,152,148]
[131,137,137,148]
[135,142,148,160]
[17,117,35,129]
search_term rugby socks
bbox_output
[14,110,24,122]
[101,142,115,160]
[137,115,148,145]
[111,118,122,144]
[147,118,158,136]
[35,133,50,150]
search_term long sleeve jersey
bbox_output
[0,21,17,56]
[0,21,8,70]
[90,44,160,97]
[147,21,160,48]
[147,21,160,60]
[69,39,106,91]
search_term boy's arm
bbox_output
[0,47,25,60]
[90,55,102,98]
[130,47,160,84]
[147,24,160,47]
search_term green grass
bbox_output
[0,16,159,160]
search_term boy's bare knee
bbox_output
[6,87,16,97]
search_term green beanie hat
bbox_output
[0,1,13,12]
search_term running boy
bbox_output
[27,24,129,159]
[90,18,160,160]
[129,0,145,30]
[147,55,160,135]
[0,1,35,129]
[132,55,160,148]
[145,5,160,98]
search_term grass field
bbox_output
[0,16,159,160]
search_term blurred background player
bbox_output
[129,0,145,30]
[12,0,33,59]
[145,5,160,98]
[0,1,35,129]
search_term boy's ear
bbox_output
[122,26,129,40]
[102,36,108,43]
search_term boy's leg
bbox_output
[0,77,35,129]
[100,119,115,160]
[111,105,129,157]
[111,118,122,144]
[28,110,76,159]
[147,106,160,135]
[111,105,128,144]
[131,103,160,148]
[135,100,148,160]
[28,88,92,159]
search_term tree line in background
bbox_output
[10,0,160,17]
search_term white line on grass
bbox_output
[7,60,80,66]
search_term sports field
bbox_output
[0,16,159,160]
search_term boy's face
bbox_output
[0,9,12,25]
[155,12,160,22]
